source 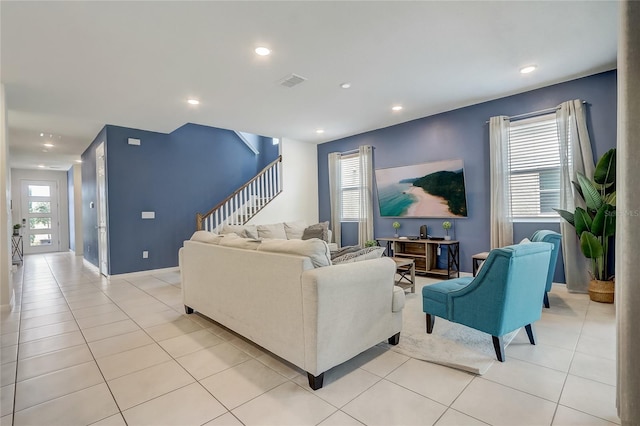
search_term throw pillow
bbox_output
[302,221,329,242]
[221,224,258,239]
[257,223,287,239]
[284,221,307,240]
[520,237,531,244]
[330,245,362,260]
[332,246,386,264]
[257,238,331,268]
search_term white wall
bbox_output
[0,84,14,309]
[248,138,319,225]
[10,168,70,254]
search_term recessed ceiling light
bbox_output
[520,65,537,74]
[187,99,200,105]
[40,133,44,137]
[255,47,271,56]
[315,129,325,134]
[75,160,83,163]
[37,164,45,168]
[392,105,403,111]
[340,82,352,89]
[44,143,54,148]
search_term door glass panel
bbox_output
[28,185,51,197]
[30,234,52,246]
[29,218,52,229]
[28,201,51,213]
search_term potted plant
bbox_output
[13,223,21,236]
[392,221,401,237]
[442,221,452,240]
[555,148,616,303]
[365,240,378,248]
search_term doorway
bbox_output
[20,180,60,254]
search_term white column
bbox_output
[0,84,15,309]
[616,1,640,423]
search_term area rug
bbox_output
[381,279,517,375]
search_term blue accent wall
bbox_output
[81,123,278,275]
[317,70,617,280]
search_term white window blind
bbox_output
[508,114,566,218]
[340,154,360,221]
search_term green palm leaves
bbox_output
[555,148,616,281]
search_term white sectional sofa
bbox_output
[179,233,405,390]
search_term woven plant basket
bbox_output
[588,279,615,303]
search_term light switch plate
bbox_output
[142,251,149,259]
[128,138,141,146]
[141,211,155,219]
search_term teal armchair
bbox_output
[422,242,552,362]
[530,230,561,308]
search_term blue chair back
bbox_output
[531,230,561,293]
[448,242,552,337]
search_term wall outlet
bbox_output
[142,251,149,259]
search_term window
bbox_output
[508,114,567,218]
[340,154,360,221]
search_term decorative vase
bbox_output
[394,233,399,238]
[444,236,451,241]
[588,279,614,303]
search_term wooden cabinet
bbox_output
[377,238,460,279]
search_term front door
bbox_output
[20,180,60,254]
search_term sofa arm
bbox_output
[392,286,406,312]
[300,257,401,374]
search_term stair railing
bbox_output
[196,155,282,232]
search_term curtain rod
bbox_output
[339,146,375,156]
[485,100,588,124]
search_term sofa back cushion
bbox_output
[221,224,258,239]
[257,238,331,268]
[284,221,307,240]
[257,223,287,239]
[219,236,262,250]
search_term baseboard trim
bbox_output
[109,266,180,280]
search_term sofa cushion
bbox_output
[284,221,307,240]
[332,246,386,264]
[221,224,258,239]
[302,222,329,242]
[219,237,262,250]
[190,230,224,244]
[257,238,331,268]
[257,223,287,239]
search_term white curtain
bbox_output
[489,116,513,248]
[557,99,595,293]
[357,145,374,247]
[327,153,342,247]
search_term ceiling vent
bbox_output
[278,73,307,88]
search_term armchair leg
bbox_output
[425,314,435,334]
[388,332,400,345]
[543,292,550,308]
[525,324,536,345]
[492,335,505,362]
[307,372,324,390]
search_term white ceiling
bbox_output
[1,1,618,170]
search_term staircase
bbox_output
[196,155,282,232]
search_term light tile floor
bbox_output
[0,252,618,425]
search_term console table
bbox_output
[12,235,23,265]
[377,237,460,279]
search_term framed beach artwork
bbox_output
[375,159,469,218]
